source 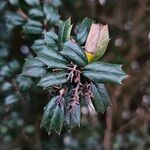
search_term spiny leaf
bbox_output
[36,46,69,69]
[58,19,72,44]
[91,82,111,113]
[44,30,58,47]
[61,40,88,67]
[31,39,44,52]
[38,71,68,88]
[49,104,65,134]
[39,45,68,62]
[41,96,58,131]
[64,103,80,131]
[41,96,65,134]
[37,53,68,69]
[22,57,46,77]
[43,4,60,25]
[23,19,43,35]
[28,8,44,19]
[64,40,88,62]
[82,61,127,84]
[76,17,92,45]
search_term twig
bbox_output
[17,8,28,20]
[103,106,113,150]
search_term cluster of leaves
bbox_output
[21,17,127,134]
[0,42,34,138]
[6,0,62,37]
[0,2,34,139]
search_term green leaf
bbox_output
[91,82,111,113]
[23,20,43,35]
[0,65,12,77]
[44,30,58,46]
[49,104,65,134]
[31,39,44,52]
[1,82,13,92]
[22,57,46,77]
[82,61,127,84]
[0,1,7,11]
[38,71,68,88]
[94,25,110,61]
[41,96,57,129]
[8,60,20,73]
[16,76,32,92]
[0,48,9,58]
[64,103,80,131]
[76,17,92,45]
[24,0,40,6]
[6,12,25,28]
[9,0,19,6]
[41,96,65,134]
[51,0,62,7]
[37,46,69,69]
[28,8,44,19]
[4,94,19,105]
[61,40,88,67]
[58,19,72,44]
[44,4,60,25]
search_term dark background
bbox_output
[0,0,150,149]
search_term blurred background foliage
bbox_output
[0,0,150,149]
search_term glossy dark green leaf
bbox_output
[64,103,80,131]
[31,39,44,52]
[37,46,68,69]
[91,82,111,113]
[82,61,127,84]
[49,104,65,134]
[37,53,68,69]
[22,57,46,77]
[4,94,19,105]
[41,96,57,130]
[43,4,60,24]
[41,96,65,134]
[44,30,58,46]
[38,71,68,88]
[61,40,88,67]
[23,20,43,35]
[28,8,44,19]
[64,40,88,62]
[58,19,72,44]
[76,17,92,45]
[24,0,40,6]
